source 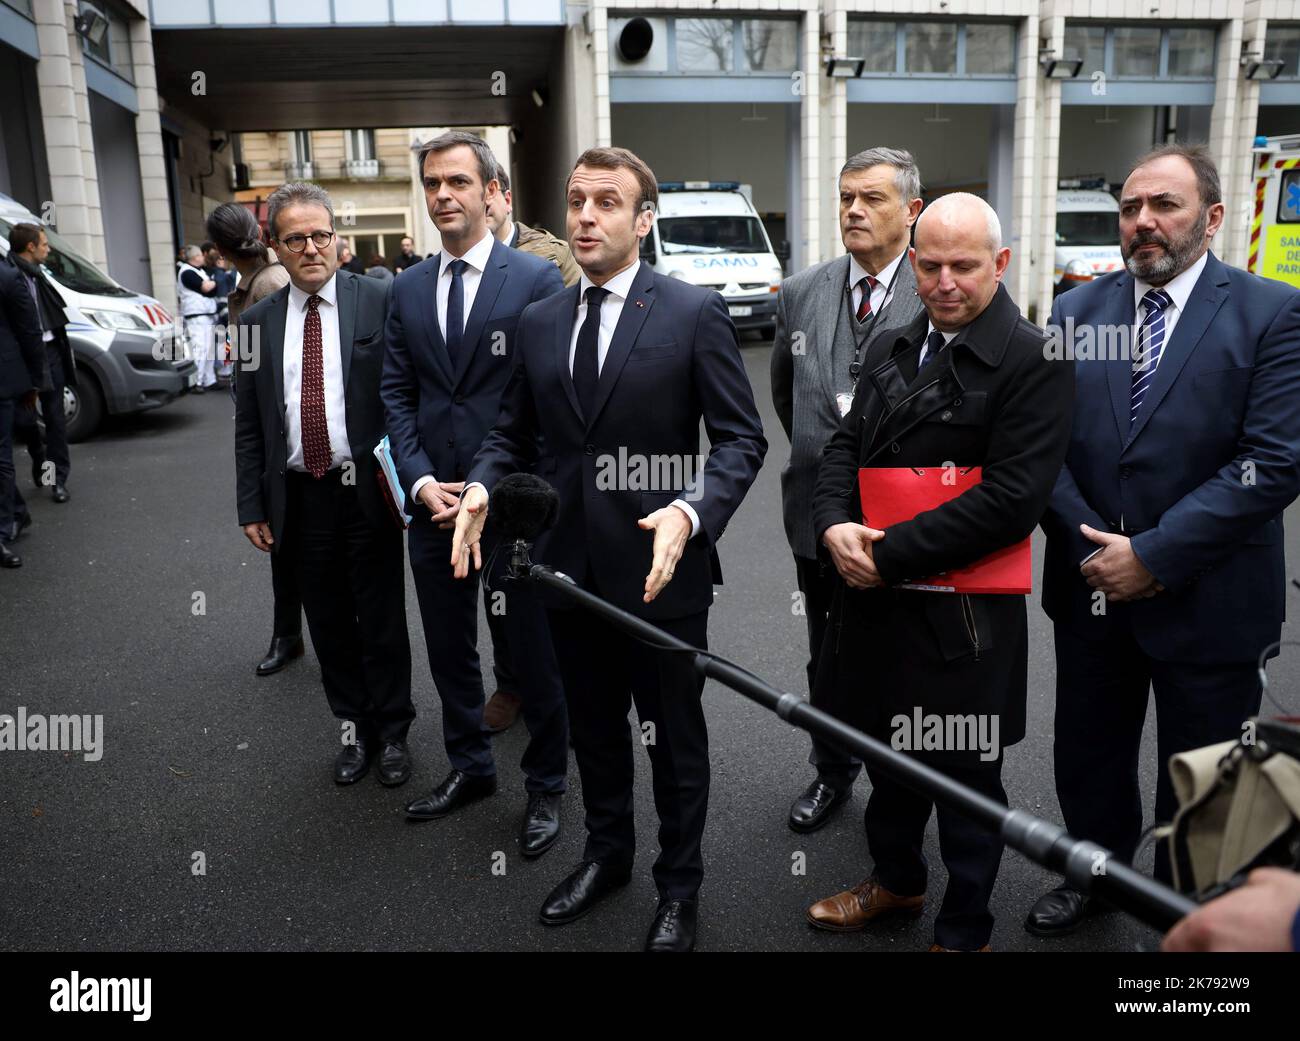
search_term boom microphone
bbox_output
[491,473,560,541]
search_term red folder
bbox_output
[858,466,1031,594]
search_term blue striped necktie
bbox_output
[1130,288,1173,426]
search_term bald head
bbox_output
[910,192,1012,332]
[914,192,1001,255]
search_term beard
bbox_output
[1123,207,1208,284]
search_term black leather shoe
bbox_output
[377,741,411,787]
[52,484,69,504]
[1024,885,1101,937]
[520,792,562,858]
[334,738,374,785]
[1,543,21,569]
[8,514,32,541]
[645,899,698,952]
[405,769,497,820]
[538,860,632,925]
[788,779,851,833]
[255,635,304,676]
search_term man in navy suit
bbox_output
[1027,144,1300,936]
[381,132,570,854]
[452,147,766,951]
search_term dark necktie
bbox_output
[301,294,331,479]
[855,275,879,323]
[918,329,946,372]
[1131,288,1173,426]
[573,285,609,419]
[444,258,468,366]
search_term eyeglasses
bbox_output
[279,230,335,254]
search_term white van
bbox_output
[0,193,193,440]
[1246,133,1300,291]
[641,182,784,338]
[1054,184,1124,296]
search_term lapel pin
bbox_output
[635,299,645,308]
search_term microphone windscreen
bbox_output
[491,473,560,540]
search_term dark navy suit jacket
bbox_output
[381,237,564,495]
[1042,251,1300,664]
[467,261,766,621]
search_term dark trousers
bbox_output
[866,758,1007,950]
[270,535,302,638]
[407,522,568,791]
[547,599,710,902]
[13,346,70,486]
[0,397,29,541]
[287,469,413,742]
[1053,623,1262,882]
[795,554,862,788]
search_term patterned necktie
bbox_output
[855,275,879,323]
[573,285,609,419]
[301,294,331,479]
[918,329,946,371]
[1130,288,1173,426]
[444,258,468,366]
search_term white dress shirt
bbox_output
[284,273,351,472]
[917,322,960,369]
[1132,249,1207,356]
[411,231,499,502]
[849,249,907,319]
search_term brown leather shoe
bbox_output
[928,943,992,952]
[484,690,522,733]
[806,876,924,932]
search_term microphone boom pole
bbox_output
[508,545,1196,935]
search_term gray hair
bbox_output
[494,161,511,194]
[915,192,1003,253]
[183,244,204,262]
[416,130,498,188]
[266,181,335,239]
[840,147,922,205]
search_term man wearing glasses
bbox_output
[234,181,415,788]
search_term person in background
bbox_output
[392,236,420,275]
[207,202,301,678]
[0,255,45,568]
[7,223,74,505]
[365,255,393,283]
[178,245,219,394]
[486,163,581,287]
[337,241,366,276]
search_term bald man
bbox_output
[805,193,1074,951]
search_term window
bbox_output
[291,131,313,164]
[848,21,898,74]
[1266,26,1300,79]
[1167,27,1215,77]
[741,20,797,73]
[1279,169,1300,224]
[676,19,735,73]
[1112,27,1161,77]
[1063,25,1105,75]
[657,216,769,255]
[966,24,1015,75]
[1056,211,1119,247]
[906,23,957,74]
[346,129,375,162]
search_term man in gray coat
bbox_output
[771,147,924,832]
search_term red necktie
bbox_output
[855,275,878,323]
[301,295,331,479]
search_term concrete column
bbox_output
[1214,12,1260,269]
[592,4,612,147]
[804,2,829,268]
[1009,14,1039,311]
[1032,11,1065,325]
[62,2,107,270]
[33,0,102,264]
[129,18,177,311]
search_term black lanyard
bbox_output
[842,258,904,383]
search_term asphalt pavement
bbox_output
[4,342,1297,952]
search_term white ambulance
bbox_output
[641,181,784,338]
[1053,181,1124,296]
[1246,133,1300,291]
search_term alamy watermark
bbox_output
[890,708,1000,763]
[0,707,103,762]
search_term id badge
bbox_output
[836,392,854,418]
